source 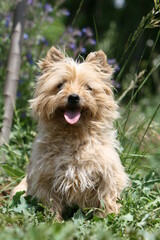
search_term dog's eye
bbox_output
[57,82,64,90]
[86,85,92,91]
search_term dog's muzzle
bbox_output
[64,94,81,125]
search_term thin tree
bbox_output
[0,0,27,146]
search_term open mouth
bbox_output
[64,108,81,124]
[62,107,86,125]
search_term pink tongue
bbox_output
[64,109,81,124]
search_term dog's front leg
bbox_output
[103,195,120,214]
[27,182,63,220]
[50,193,65,221]
[96,178,121,217]
[96,193,120,217]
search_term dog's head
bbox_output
[30,46,118,127]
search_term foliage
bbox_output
[0,172,159,239]
[0,0,160,239]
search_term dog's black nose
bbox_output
[68,94,80,104]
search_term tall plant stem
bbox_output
[0,0,27,146]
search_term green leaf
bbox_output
[144,171,154,182]
[12,191,25,205]
[122,213,134,222]
[72,209,86,221]
[1,164,24,177]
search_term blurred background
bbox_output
[0,1,159,103]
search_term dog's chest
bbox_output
[52,162,100,197]
[51,142,102,195]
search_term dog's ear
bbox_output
[38,46,65,71]
[86,50,107,67]
[86,50,113,79]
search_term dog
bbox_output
[12,46,129,220]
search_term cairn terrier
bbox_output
[12,46,129,220]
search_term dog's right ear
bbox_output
[86,50,114,83]
[86,50,113,77]
[38,46,65,71]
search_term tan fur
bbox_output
[12,46,129,220]
[11,176,27,197]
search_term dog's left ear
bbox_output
[38,46,65,71]
[86,50,113,80]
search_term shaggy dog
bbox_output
[12,46,129,220]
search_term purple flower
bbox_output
[108,59,120,72]
[39,37,49,46]
[88,39,96,45]
[80,47,86,53]
[27,0,33,5]
[23,33,28,40]
[17,91,21,98]
[5,15,11,28]
[26,52,34,65]
[114,64,120,72]
[45,3,53,13]
[82,28,86,33]
[69,43,76,50]
[61,9,70,16]
[112,80,115,86]
[82,27,93,37]
[108,58,116,65]
[112,80,121,89]
[67,27,74,33]
[73,30,82,37]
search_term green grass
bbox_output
[0,168,160,239]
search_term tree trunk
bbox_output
[0,0,27,145]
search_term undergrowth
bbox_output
[0,170,159,239]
